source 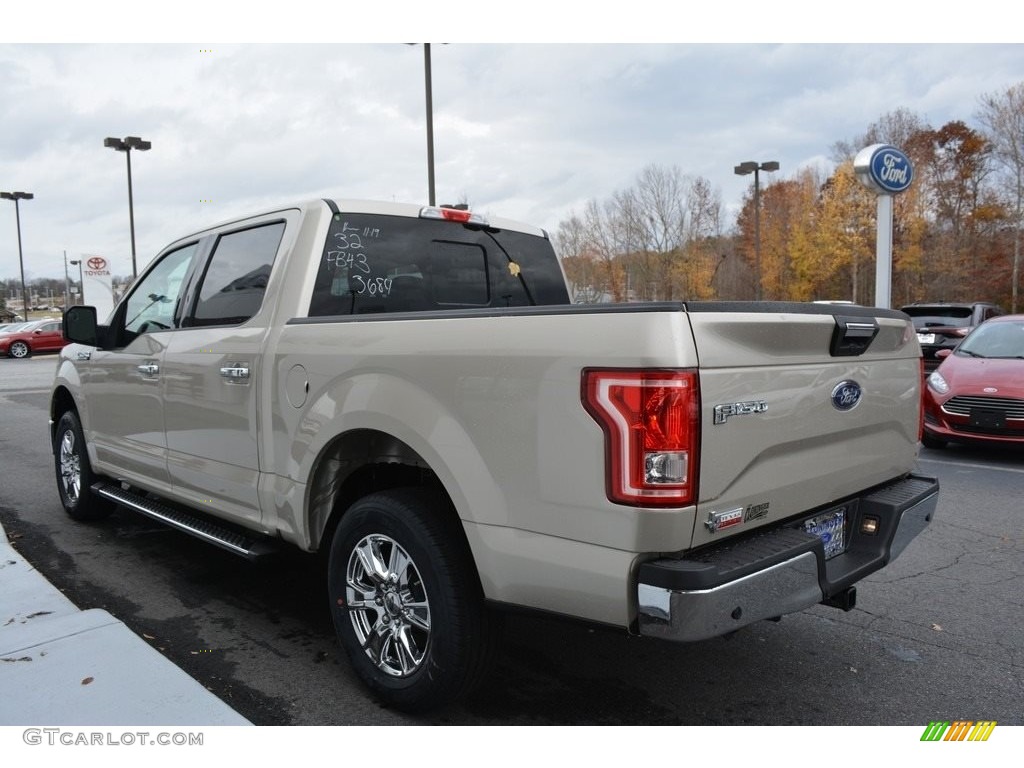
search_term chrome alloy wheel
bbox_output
[9,341,29,359]
[58,428,81,504]
[345,534,431,678]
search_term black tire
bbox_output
[921,432,947,450]
[328,487,495,712]
[53,410,114,521]
[8,340,30,359]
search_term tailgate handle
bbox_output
[830,316,879,357]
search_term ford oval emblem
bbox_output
[869,146,913,194]
[854,144,914,196]
[831,381,862,411]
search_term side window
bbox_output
[190,222,285,326]
[124,243,198,336]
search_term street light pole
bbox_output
[104,135,151,278]
[422,44,436,206]
[407,43,440,206]
[734,160,780,300]
[64,250,70,308]
[1,190,33,320]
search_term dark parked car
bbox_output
[900,302,1005,372]
[0,319,67,359]
[922,314,1024,449]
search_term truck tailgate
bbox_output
[687,305,920,548]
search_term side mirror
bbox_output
[64,306,99,346]
[936,349,953,359]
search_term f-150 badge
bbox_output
[713,400,768,425]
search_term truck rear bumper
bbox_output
[636,474,939,641]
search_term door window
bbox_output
[123,243,198,337]
[190,222,285,326]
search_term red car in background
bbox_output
[0,319,68,359]
[922,314,1024,449]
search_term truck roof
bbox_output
[190,198,549,240]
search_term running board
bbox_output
[93,481,280,561]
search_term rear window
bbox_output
[308,212,569,317]
[901,307,973,327]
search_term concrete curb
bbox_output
[0,519,251,725]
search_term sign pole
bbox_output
[854,144,913,310]
[875,195,893,309]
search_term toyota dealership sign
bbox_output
[80,254,115,320]
[85,256,110,274]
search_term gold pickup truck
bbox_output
[51,199,938,711]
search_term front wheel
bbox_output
[53,410,114,521]
[8,341,30,359]
[328,488,495,712]
[921,432,947,450]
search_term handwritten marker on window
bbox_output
[508,262,521,277]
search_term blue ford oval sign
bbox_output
[831,381,862,411]
[854,144,914,195]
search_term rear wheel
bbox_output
[53,410,114,521]
[328,488,495,712]
[8,340,29,359]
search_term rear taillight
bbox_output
[582,369,700,507]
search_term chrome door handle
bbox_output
[137,363,160,376]
[220,365,250,380]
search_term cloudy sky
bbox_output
[1,5,1020,287]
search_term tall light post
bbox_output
[406,44,440,205]
[734,160,779,300]
[63,250,71,308]
[1,190,33,320]
[423,43,436,206]
[104,135,151,278]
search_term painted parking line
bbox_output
[917,456,1024,475]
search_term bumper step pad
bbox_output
[637,473,939,641]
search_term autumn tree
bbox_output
[831,107,929,164]
[908,120,999,300]
[816,162,877,303]
[554,212,601,302]
[976,82,1024,311]
[554,164,722,302]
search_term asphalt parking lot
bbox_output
[1,354,1022,726]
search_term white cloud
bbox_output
[1,42,1022,283]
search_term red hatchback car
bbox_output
[922,314,1024,449]
[0,319,68,359]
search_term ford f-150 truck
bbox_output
[52,199,938,711]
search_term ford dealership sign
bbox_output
[854,144,914,195]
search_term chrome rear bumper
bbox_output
[637,474,939,641]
